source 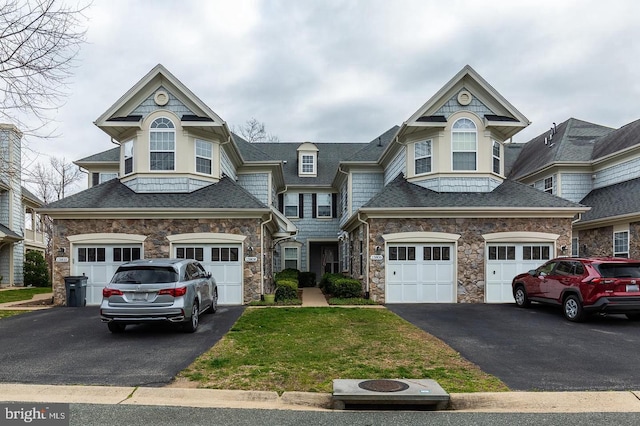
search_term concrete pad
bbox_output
[0,384,134,404]
[450,391,640,412]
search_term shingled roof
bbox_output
[76,147,120,163]
[592,117,640,160]
[579,177,640,223]
[363,174,584,209]
[41,176,268,210]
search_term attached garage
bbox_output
[386,244,456,303]
[484,232,557,303]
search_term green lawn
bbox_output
[0,310,27,319]
[180,307,508,394]
[0,287,52,304]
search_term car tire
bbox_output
[107,322,126,333]
[514,285,530,308]
[563,294,586,322]
[625,313,640,321]
[207,290,218,314]
[183,301,199,333]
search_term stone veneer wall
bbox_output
[577,222,640,259]
[51,218,263,305]
[363,217,573,303]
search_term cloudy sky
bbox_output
[18,0,640,188]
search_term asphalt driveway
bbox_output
[0,305,244,387]
[387,303,640,391]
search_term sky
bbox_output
[16,0,640,191]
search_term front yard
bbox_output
[179,307,508,394]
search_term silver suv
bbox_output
[100,258,217,333]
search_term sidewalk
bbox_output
[300,287,330,307]
[1,383,640,412]
[0,289,53,311]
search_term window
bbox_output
[614,231,629,258]
[150,117,175,171]
[77,247,106,262]
[195,140,213,175]
[25,210,33,230]
[301,154,315,175]
[284,193,299,217]
[415,140,432,175]
[572,237,579,257]
[176,247,204,262]
[492,140,501,174]
[92,172,118,186]
[389,246,416,261]
[544,176,554,194]
[212,247,239,262]
[523,245,551,261]
[423,246,451,261]
[316,193,332,218]
[284,247,298,269]
[113,247,141,262]
[123,140,134,175]
[452,118,477,171]
[489,245,516,260]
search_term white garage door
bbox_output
[386,244,455,303]
[74,245,142,305]
[485,243,552,303]
[174,244,243,305]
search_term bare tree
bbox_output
[25,156,83,203]
[233,117,279,143]
[0,0,89,135]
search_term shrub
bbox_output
[332,278,363,299]
[275,268,299,282]
[319,272,343,293]
[275,279,298,301]
[23,251,50,287]
[298,271,316,288]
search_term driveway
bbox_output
[0,305,244,387]
[387,303,640,391]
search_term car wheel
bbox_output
[183,301,199,333]
[625,313,640,321]
[107,322,126,333]
[207,290,218,314]
[514,285,530,308]
[563,294,586,322]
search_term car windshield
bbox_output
[596,263,640,278]
[111,266,179,284]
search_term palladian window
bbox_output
[150,117,175,171]
[452,118,477,171]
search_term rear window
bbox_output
[111,266,179,284]
[596,263,640,278]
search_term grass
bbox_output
[0,286,52,304]
[179,307,508,394]
[328,297,379,305]
[0,310,27,319]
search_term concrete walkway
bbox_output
[0,289,53,311]
[300,287,330,307]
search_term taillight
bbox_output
[103,288,123,297]
[158,287,187,297]
[589,278,615,285]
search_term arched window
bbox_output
[150,117,175,170]
[452,118,477,171]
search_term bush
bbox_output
[298,271,316,288]
[275,268,299,282]
[275,279,298,301]
[23,251,50,287]
[332,278,363,299]
[319,273,343,293]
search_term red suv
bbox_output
[512,257,640,322]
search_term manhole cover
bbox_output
[358,379,409,393]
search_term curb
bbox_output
[2,384,640,412]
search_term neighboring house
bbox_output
[0,124,46,287]
[41,64,608,306]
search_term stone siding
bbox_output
[357,217,573,303]
[51,218,263,305]
[577,222,640,259]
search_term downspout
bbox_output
[260,212,273,298]
[357,212,370,297]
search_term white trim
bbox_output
[483,231,560,243]
[167,233,246,244]
[68,233,147,244]
[383,231,461,243]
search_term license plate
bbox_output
[132,293,148,301]
[626,284,639,292]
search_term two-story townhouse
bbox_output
[42,64,590,306]
[1,124,46,287]
[509,117,640,260]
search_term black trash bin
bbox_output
[65,276,88,307]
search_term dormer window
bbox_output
[415,140,432,175]
[297,142,319,177]
[452,118,477,171]
[150,117,175,171]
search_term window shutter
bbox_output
[278,193,284,213]
[299,193,305,218]
[312,194,317,218]
[332,193,338,218]
[92,173,99,186]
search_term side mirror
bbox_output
[206,272,212,279]
[528,269,537,276]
